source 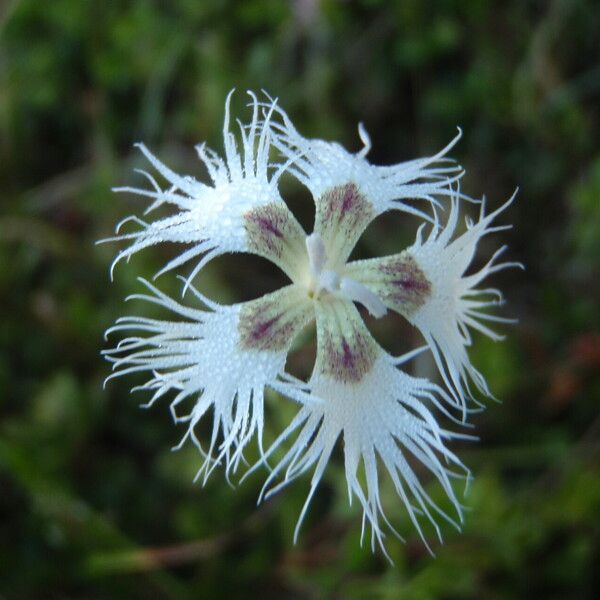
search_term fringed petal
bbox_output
[100,91,307,287]
[263,99,464,265]
[346,189,521,413]
[256,316,472,559]
[104,279,313,482]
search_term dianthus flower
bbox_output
[103,91,518,558]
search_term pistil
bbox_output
[305,233,387,318]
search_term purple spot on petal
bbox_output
[341,185,357,214]
[252,215,283,238]
[315,183,375,265]
[393,277,430,292]
[322,329,376,383]
[377,253,431,312]
[244,204,305,269]
[250,315,281,342]
[341,338,354,369]
[239,292,311,352]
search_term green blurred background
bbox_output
[1,0,599,598]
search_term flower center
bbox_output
[304,233,387,318]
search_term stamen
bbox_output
[304,232,387,318]
[340,277,387,319]
[305,232,327,278]
[319,270,340,292]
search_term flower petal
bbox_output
[266,101,464,263]
[346,191,521,412]
[314,182,377,268]
[258,329,471,558]
[101,91,307,287]
[103,278,313,482]
[313,298,379,384]
[344,251,432,317]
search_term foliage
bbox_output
[1,0,599,598]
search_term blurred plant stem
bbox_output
[85,505,272,575]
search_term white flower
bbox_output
[103,91,518,557]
